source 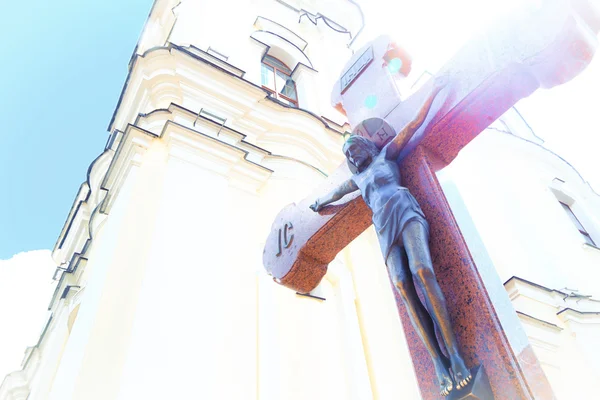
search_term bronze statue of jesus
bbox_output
[310,78,471,397]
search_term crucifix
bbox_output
[263,1,598,398]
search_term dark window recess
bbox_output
[560,202,596,246]
[261,55,298,108]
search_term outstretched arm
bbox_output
[310,179,359,212]
[385,76,447,160]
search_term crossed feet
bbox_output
[435,355,472,397]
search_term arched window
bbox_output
[261,55,298,108]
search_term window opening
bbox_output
[261,55,298,108]
[559,202,596,246]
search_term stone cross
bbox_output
[263,1,599,398]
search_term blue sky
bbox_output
[0,0,154,259]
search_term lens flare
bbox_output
[387,58,403,74]
[365,95,377,109]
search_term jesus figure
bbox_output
[310,77,471,397]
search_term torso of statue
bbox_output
[350,150,426,259]
[351,151,404,213]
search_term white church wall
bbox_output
[505,278,600,399]
[48,141,166,400]
[41,162,143,400]
[442,129,600,297]
[256,143,384,400]
[114,150,255,399]
[440,128,600,399]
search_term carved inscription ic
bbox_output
[275,222,294,257]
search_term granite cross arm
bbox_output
[263,0,598,294]
[263,0,598,399]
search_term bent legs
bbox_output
[402,219,471,391]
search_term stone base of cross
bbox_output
[263,1,599,398]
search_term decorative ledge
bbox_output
[177,44,246,78]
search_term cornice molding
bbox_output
[181,44,246,77]
[516,311,563,333]
[109,43,346,141]
[52,148,114,265]
[485,130,600,200]
[161,120,273,192]
[52,126,154,266]
[250,31,314,69]
[110,44,264,133]
[557,308,600,325]
[136,102,342,174]
[254,16,308,51]
[101,126,156,215]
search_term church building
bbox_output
[1,0,599,399]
